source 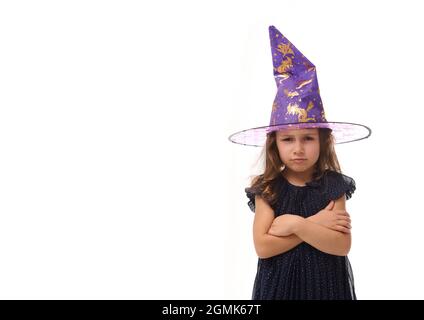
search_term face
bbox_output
[275,128,320,174]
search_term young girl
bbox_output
[228,26,371,300]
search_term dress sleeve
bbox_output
[325,171,356,201]
[245,186,259,213]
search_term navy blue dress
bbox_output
[245,170,357,300]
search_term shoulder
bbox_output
[325,170,355,185]
[245,174,282,213]
[323,170,356,201]
[245,174,264,196]
[245,174,266,213]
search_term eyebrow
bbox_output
[279,133,318,137]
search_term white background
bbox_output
[0,0,422,299]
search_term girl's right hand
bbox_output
[308,200,352,234]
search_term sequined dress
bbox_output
[245,170,357,300]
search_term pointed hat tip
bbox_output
[268,25,284,37]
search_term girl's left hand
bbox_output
[268,214,303,237]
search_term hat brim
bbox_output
[228,122,371,147]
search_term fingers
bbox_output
[336,217,352,229]
[336,225,351,234]
[330,225,351,233]
[337,216,351,224]
[337,220,351,229]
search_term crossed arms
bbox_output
[252,194,352,258]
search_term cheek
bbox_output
[312,143,320,156]
[276,143,289,158]
[307,142,320,155]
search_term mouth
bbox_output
[292,159,307,163]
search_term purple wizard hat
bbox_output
[228,25,371,147]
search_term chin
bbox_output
[287,164,314,173]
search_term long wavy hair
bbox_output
[249,128,341,207]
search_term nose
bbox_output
[293,140,305,154]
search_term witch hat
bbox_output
[228,25,371,147]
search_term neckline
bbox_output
[280,172,327,189]
[281,174,310,188]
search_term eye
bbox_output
[305,136,314,140]
[281,138,292,141]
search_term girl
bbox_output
[228,26,371,300]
